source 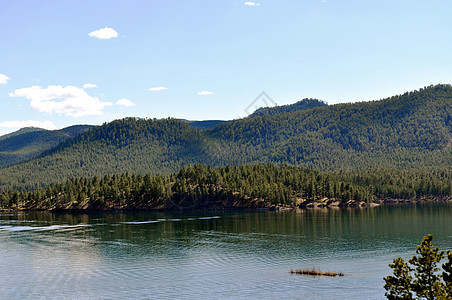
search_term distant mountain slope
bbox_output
[249,98,327,117]
[207,85,451,169]
[186,120,227,130]
[0,127,44,142]
[0,84,450,191]
[0,118,207,190]
[0,125,94,166]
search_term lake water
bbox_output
[1,204,452,299]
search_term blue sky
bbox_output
[1,0,451,135]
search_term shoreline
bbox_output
[1,196,451,213]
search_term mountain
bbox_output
[0,125,94,167]
[186,120,227,130]
[0,127,45,142]
[0,98,325,167]
[204,84,451,172]
[249,98,328,117]
[0,118,207,190]
[0,84,450,191]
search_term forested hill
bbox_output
[0,118,207,190]
[0,127,44,142]
[0,84,450,191]
[186,120,227,130]
[249,98,327,117]
[207,84,451,169]
[0,125,94,167]
[1,164,450,211]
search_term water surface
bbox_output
[1,204,452,299]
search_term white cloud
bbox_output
[88,27,118,39]
[83,83,97,89]
[198,90,214,95]
[244,2,260,6]
[0,120,57,130]
[0,73,9,85]
[116,98,136,107]
[9,85,113,117]
[148,86,168,92]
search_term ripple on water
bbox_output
[117,216,221,226]
[6,207,443,299]
[120,220,161,225]
[0,224,90,232]
[198,216,220,220]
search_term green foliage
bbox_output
[0,84,450,191]
[0,127,44,141]
[1,164,450,211]
[0,125,93,166]
[0,164,379,210]
[409,235,445,299]
[384,234,452,300]
[249,98,327,117]
[208,84,451,170]
[384,257,414,299]
[335,169,451,201]
[186,120,227,130]
[443,251,452,296]
[0,118,205,190]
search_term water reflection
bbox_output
[1,204,452,299]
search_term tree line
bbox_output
[0,164,450,211]
[0,84,450,191]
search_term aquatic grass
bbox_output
[290,268,344,277]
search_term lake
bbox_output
[1,204,452,299]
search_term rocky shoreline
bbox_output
[294,196,452,210]
[2,196,451,213]
[297,198,380,209]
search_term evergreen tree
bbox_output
[442,251,452,296]
[384,257,414,299]
[409,235,445,299]
[384,235,452,300]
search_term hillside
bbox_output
[207,85,452,170]
[0,118,207,190]
[249,98,327,117]
[0,84,450,191]
[0,127,45,142]
[186,120,227,130]
[0,125,94,166]
[1,164,450,211]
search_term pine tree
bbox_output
[409,234,445,299]
[442,251,452,296]
[384,234,452,300]
[384,257,414,299]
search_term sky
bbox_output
[1,0,452,136]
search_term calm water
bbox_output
[1,204,452,299]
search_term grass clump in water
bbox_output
[290,268,344,277]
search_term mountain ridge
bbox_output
[248,98,328,118]
[0,125,94,167]
[0,84,450,191]
[0,127,45,141]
